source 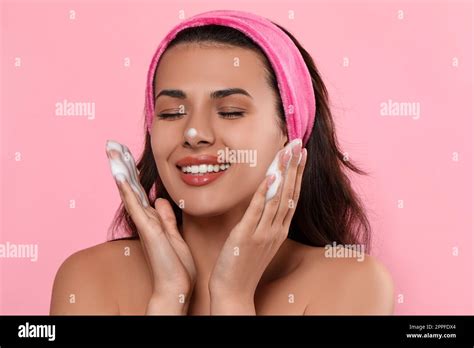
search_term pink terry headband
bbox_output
[145,9,316,146]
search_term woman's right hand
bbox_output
[106,145,196,314]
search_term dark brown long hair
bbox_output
[108,24,372,251]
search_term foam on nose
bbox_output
[265,139,303,202]
[186,128,197,138]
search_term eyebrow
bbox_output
[154,88,253,101]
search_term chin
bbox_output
[179,200,234,217]
[171,189,252,218]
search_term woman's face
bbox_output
[151,42,287,217]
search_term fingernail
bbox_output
[114,173,126,183]
[266,174,276,187]
[281,148,292,166]
[292,140,302,156]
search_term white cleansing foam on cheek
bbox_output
[106,140,149,207]
[265,139,303,202]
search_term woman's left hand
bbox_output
[208,142,307,314]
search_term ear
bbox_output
[281,133,289,147]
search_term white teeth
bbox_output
[180,163,231,174]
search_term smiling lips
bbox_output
[176,155,231,186]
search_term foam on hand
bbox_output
[106,140,149,207]
[265,139,303,202]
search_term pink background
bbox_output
[1,0,472,315]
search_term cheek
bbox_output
[221,137,282,198]
[150,128,178,179]
[222,115,284,171]
[228,111,283,142]
[151,120,183,155]
[222,120,284,202]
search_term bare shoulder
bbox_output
[288,240,394,315]
[50,238,145,315]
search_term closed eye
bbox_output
[157,113,185,120]
[157,111,245,120]
[219,111,244,119]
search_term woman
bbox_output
[50,10,394,315]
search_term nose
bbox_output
[183,114,215,149]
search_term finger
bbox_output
[117,178,170,249]
[120,145,150,208]
[154,198,181,239]
[257,147,291,229]
[238,174,275,234]
[107,143,150,208]
[273,141,302,226]
[282,148,307,228]
[154,198,197,276]
[108,147,142,204]
[114,174,150,234]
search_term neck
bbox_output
[181,205,247,280]
[180,202,248,313]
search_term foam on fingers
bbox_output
[106,140,149,207]
[265,139,303,202]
